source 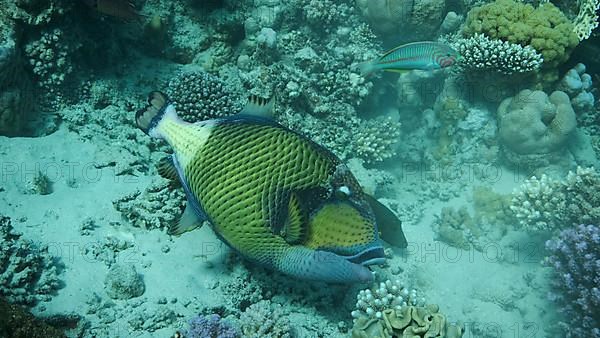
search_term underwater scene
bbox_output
[0,0,599,337]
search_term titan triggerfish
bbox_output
[135,91,407,283]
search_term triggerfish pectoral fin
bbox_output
[278,246,374,283]
[365,194,408,248]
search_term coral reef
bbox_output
[545,224,600,338]
[280,110,401,163]
[510,166,600,231]
[463,0,579,68]
[0,215,61,305]
[103,264,145,300]
[497,89,577,167]
[181,314,239,338]
[166,69,243,123]
[0,297,66,338]
[239,300,293,338]
[0,17,33,136]
[355,0,447,41]
[433,206,478,250]
[452,33,543,74]
[113,178,186,230]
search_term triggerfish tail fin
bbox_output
[239,95,274,118]
[365,194,408,248]
[135,91,170,135]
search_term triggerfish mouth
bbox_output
[354,41,459,76]
[135,91,407,283]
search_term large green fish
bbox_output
[135,92,407,283]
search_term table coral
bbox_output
[0,215,61,305]
[497,89,576,167]
[463,0,579,68]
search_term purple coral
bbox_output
[546,224,600,337]
[182,314,239,338]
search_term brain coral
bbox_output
[463,0,579,68]
[497,89,576,165]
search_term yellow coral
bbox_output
[463,0,579,68]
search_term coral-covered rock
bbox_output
[0,215,61,305]
[181,314,239,338]
[497,89,576,167]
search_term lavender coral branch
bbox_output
[182,314,239,338]
[545,224,600,337]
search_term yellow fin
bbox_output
[168,202,204,236]
[281,193,306,244]
[383,69,410,74]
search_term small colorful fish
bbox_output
[354,41,459,76]
[135,92,407,283]
[80,0,145,22]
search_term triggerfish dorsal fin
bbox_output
[364,194,407,248]
[280,193,306,245]
[135,91,169,134]
[239,94,274,118]
[157,155,181,186]
[168,201,204,236]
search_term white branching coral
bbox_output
[351,279,425,321]
[510,166,600,232]
[452,34,543,74]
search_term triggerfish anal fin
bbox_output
[168,201,205,236]
[365,194,408,248]
[157,155,181,187]
[239,95,274,118]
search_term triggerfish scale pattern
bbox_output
[355,41,459,76]
[135,92,408,283]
